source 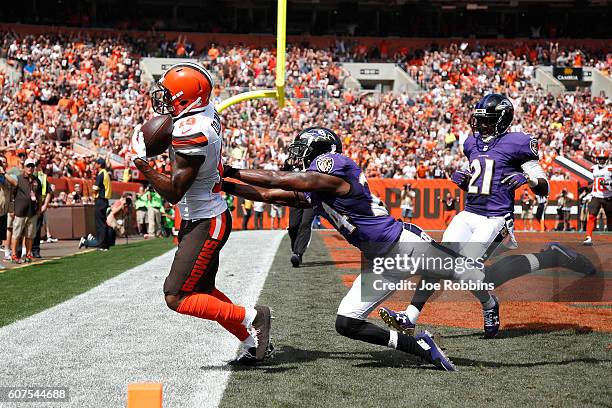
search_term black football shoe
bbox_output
[229,343,275,366]
[543,243,597,275]
[291,253,302,268]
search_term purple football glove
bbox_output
[450,170,472,191]
[501,173,528,189]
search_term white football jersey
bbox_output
[170,103,227,220]
[590,164,612,199]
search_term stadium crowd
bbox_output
[0,30,609,185]
[0,31,150,173]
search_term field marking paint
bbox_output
[0,230,285,408]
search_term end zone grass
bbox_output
[220,233,612,408]
[0,238,174,327]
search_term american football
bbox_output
[0,1,610,408]
[141,114,173,157]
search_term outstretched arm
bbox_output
[224,166,350,196]
[222,181,311,208]
[521,160,549,196]
[134,153,204,204]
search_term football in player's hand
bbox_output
[141,115,173,157]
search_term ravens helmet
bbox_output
[286,127,342,170]
[470,93,514,141]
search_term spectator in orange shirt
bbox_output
[416,162,429,179]
[208,45,220,61]
[98,121,110,139]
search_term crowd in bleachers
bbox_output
[0,30,610,186]
[0,32,151,175]
[201,44,346,100]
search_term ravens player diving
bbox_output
[221,126,595,371]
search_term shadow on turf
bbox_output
[300,260,359,268]
[198,344,611,373]
[444,322,595,340]
[451,356,610,369]
[199,345,428,373]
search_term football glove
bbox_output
[501,173,529,189]
[450,170,472,191]
[223,164,239,179]
[130,124,147,162]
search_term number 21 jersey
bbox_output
[461,132,539,217]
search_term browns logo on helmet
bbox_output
[593,149,610,166]
[151,62,213,118]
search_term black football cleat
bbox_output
[543,242,597,275]
[252,306,272,361]
[229,343,275,366]
[229,347,258,366]
[290,253,302,268]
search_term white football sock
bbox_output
[242,307,257,328]
[482,296,496,310]
[404,305,420,323]
[243,334,256,349]
[388,330,398,349]
[524,254,540,272]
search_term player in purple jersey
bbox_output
[221,126,594,371]
[222,127,462,370]
[380,93,550,338]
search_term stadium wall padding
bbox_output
[48,177,142,199]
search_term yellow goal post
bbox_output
[215,0,286,112]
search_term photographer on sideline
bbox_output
[556,188,574,231]
[107,193,134,239]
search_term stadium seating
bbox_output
[0,30,609,182]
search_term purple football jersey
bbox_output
[462,132,539,216]
[304,153,403,257]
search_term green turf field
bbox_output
[220,234,612,408]
[0,238,174,328]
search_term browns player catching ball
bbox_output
[130,62,272,365]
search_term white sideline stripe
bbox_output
[0,230,285,408]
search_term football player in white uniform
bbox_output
[380,94,549,338]
[131,62,272,365]
[583,149,612,246]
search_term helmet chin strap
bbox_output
[174,97,203,119]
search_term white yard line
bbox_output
[0,230,285,408]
